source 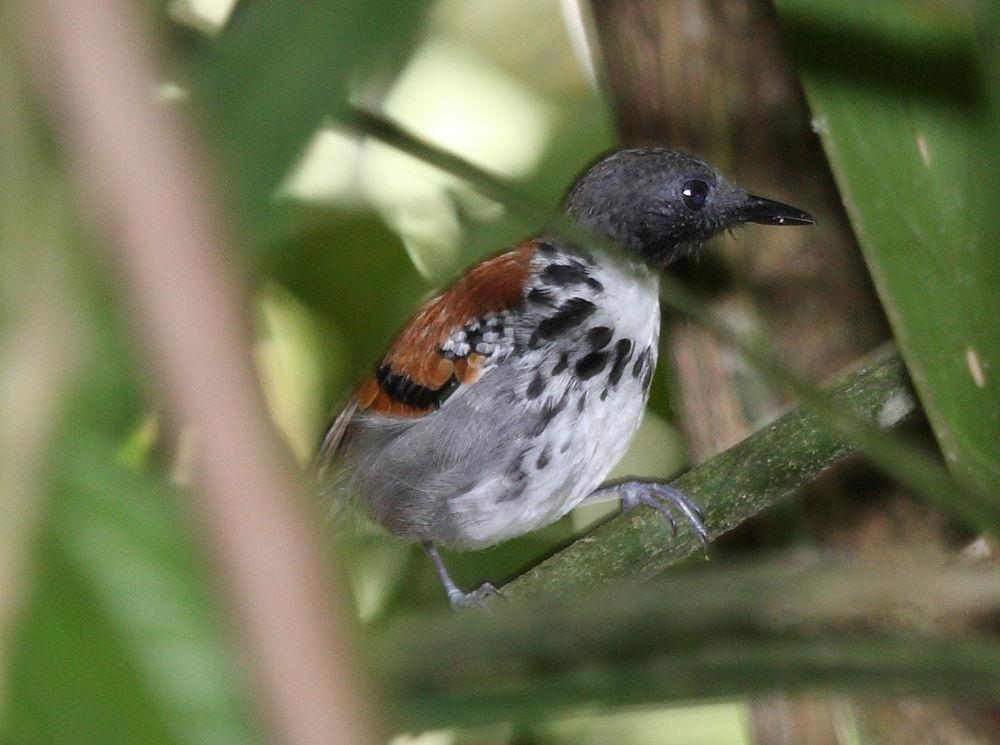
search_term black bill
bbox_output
[743,194,815,226]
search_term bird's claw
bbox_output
[448,581,504,610]
[617,480,709,546]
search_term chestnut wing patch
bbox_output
[355,241,536,417]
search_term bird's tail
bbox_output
[313,396,359,530]
[315,396,357,474]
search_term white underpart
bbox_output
[449,250,661,546]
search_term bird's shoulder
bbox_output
[353,238,541,419]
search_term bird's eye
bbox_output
[681,180,709,211]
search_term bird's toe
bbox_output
[448,582,504,610]
[619,480,709,546]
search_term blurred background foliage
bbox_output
[1,0,999,744]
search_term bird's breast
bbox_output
[444,248,662,546]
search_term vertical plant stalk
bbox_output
[0,206,80,710]
[0,16,82,705]
[18,3,377,745]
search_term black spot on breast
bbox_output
[575,351,609,380]
[577,392,587,412]
[633,347,651,379]
[526,371,546,399]
[501,448,530,492]
[536,445,551,469]
[600,389,608,401]
[532,389,569,436]
[540,262,588,286]
[586,326,614,351]
[608,338,634,386]
[536,297,597,340]
[528,286,556,307]
[642,365,654,391]
[552,352,569,375]
[538,261,604,292]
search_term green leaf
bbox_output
[4,542,181,745]
[190,0,435,228]
[3,438,260,745]
[375,559,1000,730]
[774,0,1000,501]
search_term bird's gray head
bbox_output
[561,147,813,268]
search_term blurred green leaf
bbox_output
[774,0,1000,501]
[191,0,435,231]
[5,542,182,745]
[538,703,750,745]
[260,212,424,394]
[4,437,259,745]
[2,42,255,734]
[376,558,1000,730]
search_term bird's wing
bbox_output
[318,240,537,459]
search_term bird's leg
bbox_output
[584,479,710,545]
[422,541,502,609]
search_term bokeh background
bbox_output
[2,1,999,744]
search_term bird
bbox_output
[317,147,813,607]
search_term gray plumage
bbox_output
[329,246,658,548]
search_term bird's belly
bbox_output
[445,343,658,548]
[520,382,647,530]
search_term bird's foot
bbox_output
[447,581,504,610]
[611,480,709,546]
[423,541,504,610]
